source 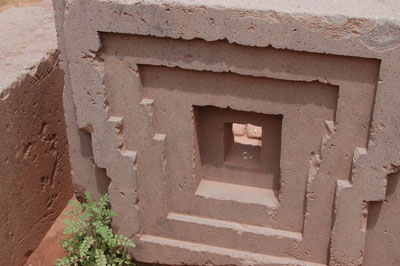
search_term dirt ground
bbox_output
[0,0,52,12]
[23,201,72,266]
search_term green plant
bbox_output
[55,192,135,266]
[0,0,22,6]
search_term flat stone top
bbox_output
[0,7,57,92]
[118,0,400,20]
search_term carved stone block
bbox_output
[53,0,400,265]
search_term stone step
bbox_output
[141,211,304,260]
[195,179,278,208]
[136,234,325,266]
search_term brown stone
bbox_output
[23,199,74,266]
[247,124,262,139]
[0,7,73,266]
[53,0,400,265]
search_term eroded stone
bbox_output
[53,0,400,265]
[0,7,73,266]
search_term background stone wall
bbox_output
[232,123,262,146]
[0,7,73,266]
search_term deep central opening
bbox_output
[224,123,262,169]
[233,123,262,146]
[194,105,282,191]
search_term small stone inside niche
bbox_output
[232,123,262,147]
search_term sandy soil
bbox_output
[0,0,52,12]
[23,198,74,266]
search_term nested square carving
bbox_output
[98,33,379,265]
[135,64,337,233]
[194,105,282,191]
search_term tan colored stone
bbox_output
[0,7,73,266]
[233,135,261,146]
[53,0,400,265]
[247,124,262,139]
[232,123,247,136]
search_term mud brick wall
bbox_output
[0,7,73,266]
[53,0,400,265]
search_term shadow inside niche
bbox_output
[78,129,94,158]
[76,129,111,201]
[367,171,400,229]
[95,165,111,196]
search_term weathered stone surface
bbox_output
[0,7,73,266]
[363,171,400,266]
[23,198,73,266]
[232,123,246,136]
[247,124,262,139]
[53,0,400,265]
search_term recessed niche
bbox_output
[225,123,262,169]
[233,123,262,146]
[194,105,282,191]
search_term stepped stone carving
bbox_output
[53,0,400,265]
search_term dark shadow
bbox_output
[78,129,111,197]
[138,65,339,109]
[367,171,400,229]
[95,166,111,196]
[78,129,94,158]
[101,32,380,85]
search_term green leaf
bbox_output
[55,191,135,265]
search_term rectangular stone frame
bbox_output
[101,32,374,265]
[53,0,400,265]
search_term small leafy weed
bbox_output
[55,192,135,266]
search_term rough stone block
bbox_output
[53,0,400,265]
[0,7,73,266]
[247,124,263,139]
[232,123,247,136]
